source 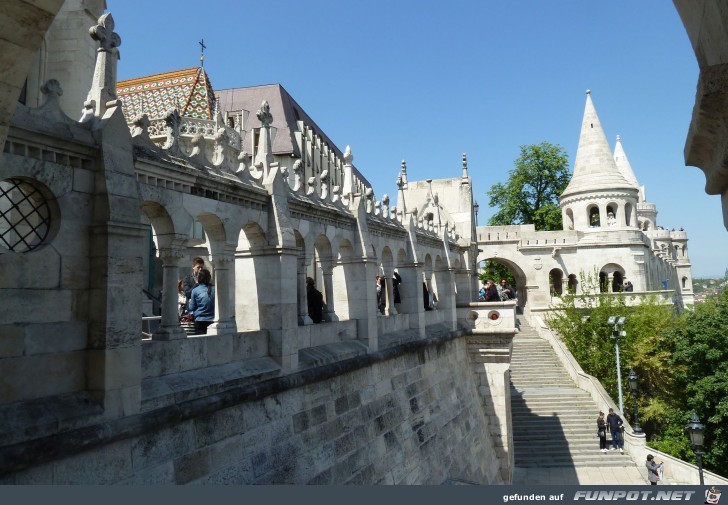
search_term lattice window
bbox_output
[0,179,51,252]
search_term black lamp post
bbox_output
[473,200,479,226]
[627,368,643,434]
[607,316,627,413]
[685,410,705,485]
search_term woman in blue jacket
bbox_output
[189,268,215,334]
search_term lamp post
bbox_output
[685,410,705,485]
[607,316,627,413]
[473,200,479,226]
[627,368,643,434]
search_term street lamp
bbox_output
[473,200,479,226]
[627,368,643,434]
[685,410,705,485]
[607,316,627,413]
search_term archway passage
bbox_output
[477,257,528,311]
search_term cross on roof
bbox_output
[199,38,206,67]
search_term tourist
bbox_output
[606,408,624,452]
[624,281,634,292]
[177,278,187,316]
[485,280,500,302]
[597,411,607,453]
[498,278,515,300]
[376,275,386,314]
[393,270,402,308]
[307,276,324,323]
[189,268,215,334]
[183,256,205,304]
[646,454,663,485]
[478,285,487,301]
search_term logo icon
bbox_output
[706,488,722,505]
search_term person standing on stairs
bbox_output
[597,411,608,453]
[646,454,663,485]
[607,408,624,453]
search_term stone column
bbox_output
[298,256,313,325]
[208,252,237,335]
[153,247,187,341]
[399,264,426,338]
[384,275,398,315]
[321,261,338,321]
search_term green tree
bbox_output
[487,142,570,231]
[663,288,728,472]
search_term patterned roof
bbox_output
[118,67,216,120]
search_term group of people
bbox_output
[597,408,664,484]
[178,256,215,335]
[479,278,515,302]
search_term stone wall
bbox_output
[0,335,504,485]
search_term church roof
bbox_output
[215,83,370,187]
[118,67,216,120]
[613,135,640,189]
[561,91,633,199]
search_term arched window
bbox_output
[625,203,633,227]
[612,271,624,292]
[599,271,608,293]
[606,205,616,227]
[588,206,600,228]
[549,269,563,296]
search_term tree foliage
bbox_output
[487,142,570,231]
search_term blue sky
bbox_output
[110,0,726,278]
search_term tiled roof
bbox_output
[118,67,216,120]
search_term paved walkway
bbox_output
[513,461,650,485]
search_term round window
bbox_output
[0,178,52,252]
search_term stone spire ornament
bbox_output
[462,153,468,178]
[83,13,121,119]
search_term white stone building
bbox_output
[476,90,694,317]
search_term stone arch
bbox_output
[588,204,601,227]
[599,263,626,293]
[549,268,564,296]
[682,276,688,289]
[606,203,617,227]
[332,238,356,321]
[565,207,575,230]
[313,234,335,321]
[477,255,528,310]
[235,221,268,330]
[625,202,633,227]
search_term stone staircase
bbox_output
[510,318,638,469]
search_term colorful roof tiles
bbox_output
[118,67,216,121]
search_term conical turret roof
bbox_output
[613,134,640,189]
[561,91,633,199]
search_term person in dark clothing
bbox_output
[306,277,323,323]
[597,411,608,453]
[376,275,386,314]
[393,271,402,305]
[624,281,634,292]
[485,280,500,302]
[606,408,624,452]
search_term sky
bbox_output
[109,0,727,278]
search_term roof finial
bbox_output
[199,38,206,67]
[586,89,591,95]
[462,152,468,178]
[616,134,621,142]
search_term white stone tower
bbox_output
[560,90,640,231]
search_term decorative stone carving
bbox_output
[320,169,330,200]
[307,176,316,196]
[189,133,209,166]
[256,100,273,128]
[40,79,63,108]
[130,113,157,149]
[331,185,340,204]
[381,194,390,218]
[292,160,303,192]
[462,152,468,178]
[343,145,353,164]
[85,13,121,119]
[162,108,183,157]
[236,150,252,180]
[365,188,374,214]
